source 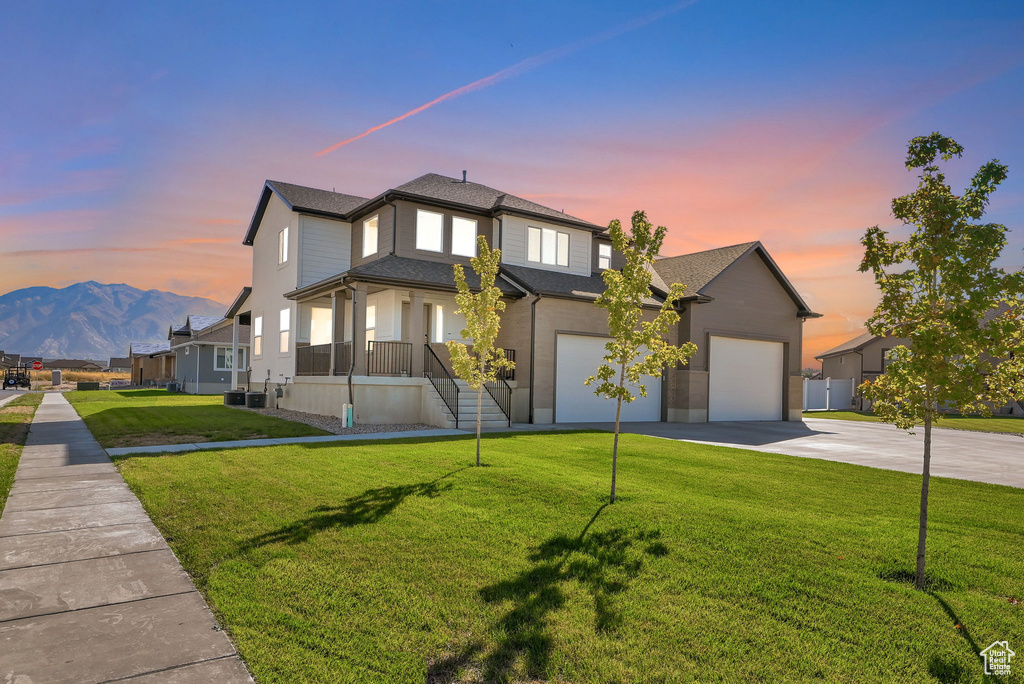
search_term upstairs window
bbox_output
[253,316,263,357]
[279,308,291,353]
[527,226,570,267]
[416,209,443,252]
[278,227,289,264]
[451,217,477,257]
[598,243,612,270]
[362,215,379,258]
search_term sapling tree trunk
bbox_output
[916,408,932,590]
[610,362,626,504]
[476,356,484,467]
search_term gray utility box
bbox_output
[51,370,62,387]
[245,392,267,408]
[224,390,246,406]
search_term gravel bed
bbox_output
[228,404,436,435]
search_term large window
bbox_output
[279,308,291,353]
[362,215,378,258]
[215,347,248,371]
[527,226,570,267]
[366,304,377,343]
[253,316,263,356]
[598,243,612,270]
[416,209,444,252]
[451,217,477,257]
[278,227,289,264]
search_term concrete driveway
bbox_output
[500,418,1024,488]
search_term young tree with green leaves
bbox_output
[860,132,1024,590]
[447,235,515,467]
[587,211,698,504]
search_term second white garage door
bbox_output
[555,334,661,423]
[708,336,784,421]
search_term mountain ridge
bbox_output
[0,282,226,359]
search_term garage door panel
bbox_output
[555,334,661,423]
[708,336,783,421]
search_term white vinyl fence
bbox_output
[803,378,857,411]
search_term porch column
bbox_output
[231,316,240,390]
[409,291,425,377]
[329,291,339,376]
[351,283,368,376]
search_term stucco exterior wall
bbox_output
[247,192,301,387]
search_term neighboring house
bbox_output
[818,304,1022,415]
[47,359,104,371]
[227,174,818,427]
[128,342,173,386]
[170,315,251,394]
[107,357,132,373]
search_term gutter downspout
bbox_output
[529,294,541,423]
[195,342,200,395]
[345,284,356,413]
[384,193,398,256]
[854,349,864,411]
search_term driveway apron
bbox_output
[0,393,253,683]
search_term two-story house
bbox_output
[224,173,818,427]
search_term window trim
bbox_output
[253,315,263,358]
[415,209,444,253]
[362,215,379,258]
[451,216,478,257]
[278,227,289,264]
[214,346,247,372]
[279,307,291,355]
[527,225,570,267]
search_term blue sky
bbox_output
[1,0,1022,361]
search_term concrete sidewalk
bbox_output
[0,393,253,683]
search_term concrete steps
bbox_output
[432,380,509,429]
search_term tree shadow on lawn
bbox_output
[241,467,468,549]
[476,504,667,682]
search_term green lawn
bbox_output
[806,410,1024,435]
[66,390,329,448]
[115,432,1024,683]
[0,393,44,511]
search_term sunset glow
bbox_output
[2,1,1022,367]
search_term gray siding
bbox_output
[298,216,350,288]
[351,204,395,268]
[500,214,592,276]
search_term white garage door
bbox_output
[708,336,784,421]
[555,334,661,423]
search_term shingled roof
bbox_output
[815,332,879,360]
[244,174,603,245]
[339,255,523,297]
[653,242,759,296]
[130,342,169,356]
[392,174,600,230]
[501,264,664,308]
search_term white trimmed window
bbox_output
[416,209,444,252]
[215,347,247,371]
[451,217,477,257]
[253,316,263,357]
[362,215,378,258]
[278,227,289,264]
[279,308,291,353]
[527,226,570,267]
[366,304,377,343]
[598,243,612,270]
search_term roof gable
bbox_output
[654,241,818,317]
[243,181,367,246]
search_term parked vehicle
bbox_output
[4,365,31,389]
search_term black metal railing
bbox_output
[424,345,459,428]
[484,374,512,426]
[367,340,412,376]
[498,348,516,381]
[296,343,331,376]
[333,341,352,376]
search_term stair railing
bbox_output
[423,345,459,429]
[483,374,512,427]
